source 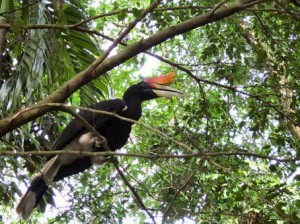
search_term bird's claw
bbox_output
[95,138,103,147]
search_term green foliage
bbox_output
[0,0,300,223]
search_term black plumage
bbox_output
[16,72,183,220]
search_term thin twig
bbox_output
[162,168,198,223]
[209,0,231,16]
[0,0,41,16]
[84,0,161,79]
[112,162,157,223]
[196,81,210,143]
[0,149,298,162]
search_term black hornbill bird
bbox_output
[16,72,184,220]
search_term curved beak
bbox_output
[143,72,185,98]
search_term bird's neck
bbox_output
[123,98,143,120]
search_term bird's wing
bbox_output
[52,99,126,150]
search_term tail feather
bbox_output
[16,176,48,220]
[16,153,93,220]
[16,156,61,220]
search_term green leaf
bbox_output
[118,9,127,21]
[132,8,142,19]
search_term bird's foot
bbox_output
[94,136,105,147]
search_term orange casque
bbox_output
[143,71,175,85]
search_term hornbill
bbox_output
[16,71,184,220]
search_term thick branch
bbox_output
[0,0,264,137]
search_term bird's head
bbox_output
[123,71,184,102]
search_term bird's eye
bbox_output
[140,82,149,88]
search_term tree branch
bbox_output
[0,150,298,162]
[162,161,202,223]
